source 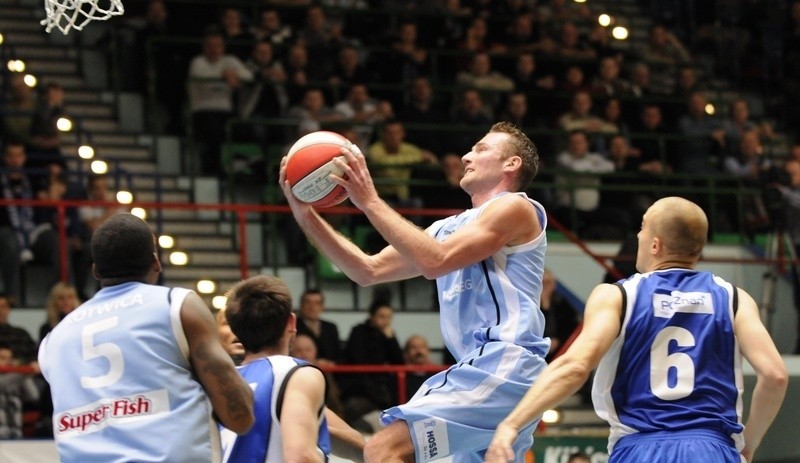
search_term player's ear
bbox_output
[287,312,297,334]
[651,236,662,255]
[503,155,522,171]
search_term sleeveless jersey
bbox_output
[592,269,745,453]
[38,282,221,463]
[220,356,331,463]
[428,192,549,360]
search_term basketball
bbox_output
[285,131,352,208]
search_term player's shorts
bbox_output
[610,429,742,463]
[381,341,546,463]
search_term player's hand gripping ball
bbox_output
[284,131,353,208]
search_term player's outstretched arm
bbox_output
[734,288,788,462]
[281,366,328,463]
[326,408,366,463]
[181,292,254,434]
[279,154,420,286]
[485,283,622,463]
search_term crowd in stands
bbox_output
[103,0,797,240]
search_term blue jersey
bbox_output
[592,269,745,454]
[221,356,330,463]
[428,192,550,360]
[38,283,220,463]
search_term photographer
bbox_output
[774,158,800,354]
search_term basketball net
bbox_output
[41,0,125,34]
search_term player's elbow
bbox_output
[762,363,789,392]
[225,410,255,435]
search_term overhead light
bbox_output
[541,409,561,424]
[159,235,175,249]
[612,26,629,40]
[90,160,108,174]
[7,59,25,72]
[169,251,188,266]
[197,280,216,294]
[56,117,73,131]
[78,145,95,159]
[116,190,133,204]
[705,103,715,115]
[130,207,146,219]
[23,74,37,87]
[212,295,227,309]
[0,33,4,45]
[598,14,612,27]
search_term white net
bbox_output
[41,0,125,34]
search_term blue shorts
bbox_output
[381,342,546,463]
[611,429,742,463]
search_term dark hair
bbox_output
[368,299,392,317]
[225,275,293,353]
[91,214,156,280]
[300,288,323,305]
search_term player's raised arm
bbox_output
[181,292,254,434]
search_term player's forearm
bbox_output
[361,198,443,278]
[743,373,788,452]
[296,207,376,285]
[500,356,591,430]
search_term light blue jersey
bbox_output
[220,356,330,463]
[382,192,549,463]
[593,269,745,459]
[39,283,220,463]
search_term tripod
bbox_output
[760,227,799,335]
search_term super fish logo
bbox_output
[55,389,170,439]
[413,418,449,461]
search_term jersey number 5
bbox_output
[80,317,124,389]
[650,326,695,400]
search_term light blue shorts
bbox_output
[381,342,546,463]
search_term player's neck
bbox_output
[242,347,286,363]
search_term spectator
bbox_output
[218,7,255,60]
[454,52,515,110]
[540,268,579,362]
[554,21,597,60]
[499,92,537,129]
[628,62,661,98]
[290,333,346,416]
[329,44,370,89]
[28,82,67,191]
[380,21,431,84]
[537,0,591,26]
[603,134,657,229]
[722,98,775,154]
[722,131,771,233]
[367,119,438,205]
[673,65,704,99]
[449,88,493,155]
[187,30,253,176]
[641,24,692,95]
[601,97,632,143]
[37,282,80,342]
[252,9,293,46]
[396,76,448,154]
[0,143,61,305]
[631,104,673,174]
[497,13,541,54]
[567,451,591,463]
[411,153,472,219]
[557,90,618,135]
[676,91,725,173]
[402,334,435,397]
[0,295,37,366]
[342,299,404,431]
[511,52,556,94]
[240,40,288,121]
[553,130,629,239]
[590,56,631,97]
[295,288,342,365]
[0,74,36,147]
[776,158,800,353]
[0,341,40,439]
[333,83,393,147]
[285,87,343,137]
[297,5,344,81]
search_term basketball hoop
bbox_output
[41,0,125,34]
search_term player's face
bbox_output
[460,132,509,194]
[216,310,244,358]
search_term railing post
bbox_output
[238,208,249,279]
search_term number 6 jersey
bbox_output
[39,282,222,463]
[592,269,744,454]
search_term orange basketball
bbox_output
[285,131,351,208]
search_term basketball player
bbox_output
[485,197,788,463]
[38,214,254,462]
[216,278,365,462]
[280,122,549,462]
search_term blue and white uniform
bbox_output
[382,192,549,463]
[38,283,221,463]
[220,356,331,463]
[593,269,744,462]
